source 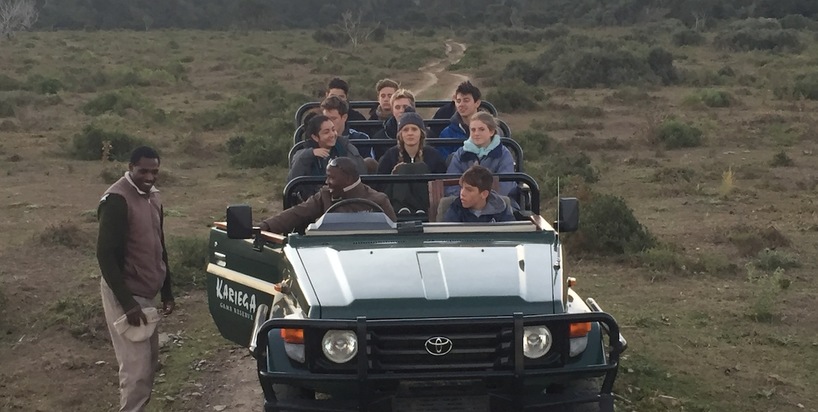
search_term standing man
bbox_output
[97,146,174,412]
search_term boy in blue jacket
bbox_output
[443,165,515,223]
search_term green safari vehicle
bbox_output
[206,173,626,411]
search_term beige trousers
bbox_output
[100,278,160,412]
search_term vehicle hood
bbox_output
[292,243,559,318]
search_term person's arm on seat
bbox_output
[260,192,325,234]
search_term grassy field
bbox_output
[0,25,816,411]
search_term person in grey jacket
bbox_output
[443,165,514,223]
[445,112,515,197]
[288,114,366,202]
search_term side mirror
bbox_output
[226,204,254,239]
[555,197,579,233]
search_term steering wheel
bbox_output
[324,198,386,215]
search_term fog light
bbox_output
[322,330,358,363]
[523,326,552,359]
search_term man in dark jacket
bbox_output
[443,165,514,223]
[262,157,397,234]
[438,81,482,158]
[326,77,367,121]
[372,88,416,159]
[321,96,372,158]
[97,146,174,412]
[368,78,399,121]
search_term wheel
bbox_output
[323,198,385,214]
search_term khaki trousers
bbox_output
[100,278,160,412]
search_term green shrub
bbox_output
[70,125,146,161]
[38,221,89,249]
[0,74,22,91]
[770,150,794,167]
[779,14,818,31]
[313,27,348,47]
[0,100,14,117]
[714,20,804,53]
[655,119,703,149]
[725,225,791,257]
[229,131,291,169]
[754,249,801,271]
[774,73,818,100]
[637,246,685,272]
[568,193,655,255]
[168,235,208,290]
[672,29,706,46]
[502,59,547,85]
[747,266,788,322]
[26,74,63,94]
[49,295,106,341]
[685,89,733,108]
[514,129,556,158]
[81,89,153,116]
[488,82,543,112]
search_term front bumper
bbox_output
[255,312,624,412]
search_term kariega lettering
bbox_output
[216,278,257,315]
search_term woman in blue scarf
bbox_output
[445,112,515,197]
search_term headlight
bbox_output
[523,326,552,359]
[322,330,358,363]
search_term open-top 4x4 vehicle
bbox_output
[206,101,626,412]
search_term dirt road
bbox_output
[412,39,470,99]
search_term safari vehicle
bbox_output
[206,171,626,412]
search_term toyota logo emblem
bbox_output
[424,336,453,356]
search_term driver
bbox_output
[260,157,397,233]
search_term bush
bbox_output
[502,59,547,85]
[779,14,818,31]
[167,235,208,290]
[672,29,706,46]
[754,249,801,271]
[0,100,14,118]
[770,150,794,167]
[70,125,146,161]
[685,89,733,108]
[568,193,655,255]
[81,89,153,116]
[488,82,544,112]
[774,72,818,100]
[725,225,791,257]
[229,134,291,169]
[26,74,63,94]
[655,119,703,149]
[0,74,22,91]
[49,295,107,341]
[38,221,89,249]
[714,20,804,53]
[651,167,695,184]
[312,27,348,47]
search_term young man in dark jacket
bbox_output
[443,165,514,223]
[97,146,174,412]
[437,81,482,158]
[326,77,367,121]
[262,157,396,233]
[368,78,399,121]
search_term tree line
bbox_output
[30,0,818,31]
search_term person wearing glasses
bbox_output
[288,114,367,202]
[262,157,396,234]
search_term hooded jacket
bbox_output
[371,116,398,158]
[443,191,515,223]
[437,112,469,158]
[445,135,516,196]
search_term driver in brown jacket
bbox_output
[261,157,397,234]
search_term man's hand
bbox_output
[125,305,147,326]
[313,148,330,158]
[163,300,175,316]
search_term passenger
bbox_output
[429,91,456,138]
[437,81,482,158]
[326,77,366,121]
[377,107,446,175]
[372,88,415,158]
[443,165,514,223]
[445,112,515,198]
[369,78,399,121]
[261,157,397,233]
[321,96,372,158]
[377,107,446,215]
[287,114,366,202]
[372,88,416,140]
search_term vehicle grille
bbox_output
[368,324,513,372]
